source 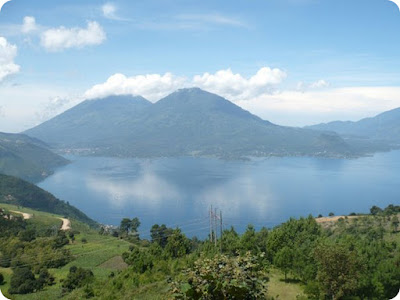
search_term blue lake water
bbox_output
[38,151,400,238]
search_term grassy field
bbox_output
[268,268,305,299]
[0,204,131,300]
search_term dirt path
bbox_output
[10,210,33,220]
[59,217,71,230]
[316,215,359,223]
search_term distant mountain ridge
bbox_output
[25,88,369,159]
[307,107,400,145]
[0,132,69,182]
[25,95,152,148]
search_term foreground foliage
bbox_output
[170,252,268,299]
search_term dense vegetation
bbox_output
[0,174,97,227]
[0,207,70,295]
[0,132,68,182]
[81,204,399,299]
[1,204,398,299]
[24,88,375,159]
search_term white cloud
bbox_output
[309,79,329,89]
[193,67,287,100]
[236,86,400,126]
[0,37,20,81]
[84,72,186,101]
[86,172,180,209]
[176,13,246,28]
[83,67,286,101]
[40,21,106,52]
[22,16,37,34]
[102,3,119,20]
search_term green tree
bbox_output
[120,218,132,234]
[165,228,191,258]
[314,242,362,299]
[131,217,141,233]
[274,246,294,281]
[62,266,94,292]
[122,248,154,273]
[370,205,383,215]
[36,268,55,290]
[391,216,399,232]
[150,224,173,248]
[9,267,36,294]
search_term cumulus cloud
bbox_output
[40,21,106,52]
[0,37,20,81]
[84,72,186,101]
[193,67,287,100]
[83,67,286,101]
[22,16,37,34]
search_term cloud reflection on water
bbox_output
[86,171,181,209]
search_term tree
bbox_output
[9,267,36,294]
[274,246,294,281]
[122,248,154,273]
[328,212,335,217]
[314,242,362,299]
[131,217,141,233]
[53,231,69,248]
[165,228,191,258]
[370,205,383,216]
[120,218,132,234]
[62,266,94,292]
[391,216,399,232]
[150,224,173,248]
[36,268,55,290]
[68,231,75,243]
[241,224,258,252]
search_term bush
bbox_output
[81,238,88,244]
[9,267,36,294]
[328,212,335,217]
[0,272,4,285]
[62,266,94,292]
[170,252,268,299]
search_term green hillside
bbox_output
[0,204,130,300]
[0,174,97,227]
[0,132,69,182]
[0,203,398,299]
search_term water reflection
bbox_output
[86,171,181,208]
[38,152,400,237]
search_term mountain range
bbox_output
[0,132,69,182]
[25,88,360,159]
[307,107,400,145]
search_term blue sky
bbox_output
[1,0,400,132]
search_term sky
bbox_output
[1,0,400,132]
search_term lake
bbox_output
[38,151,400,238]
